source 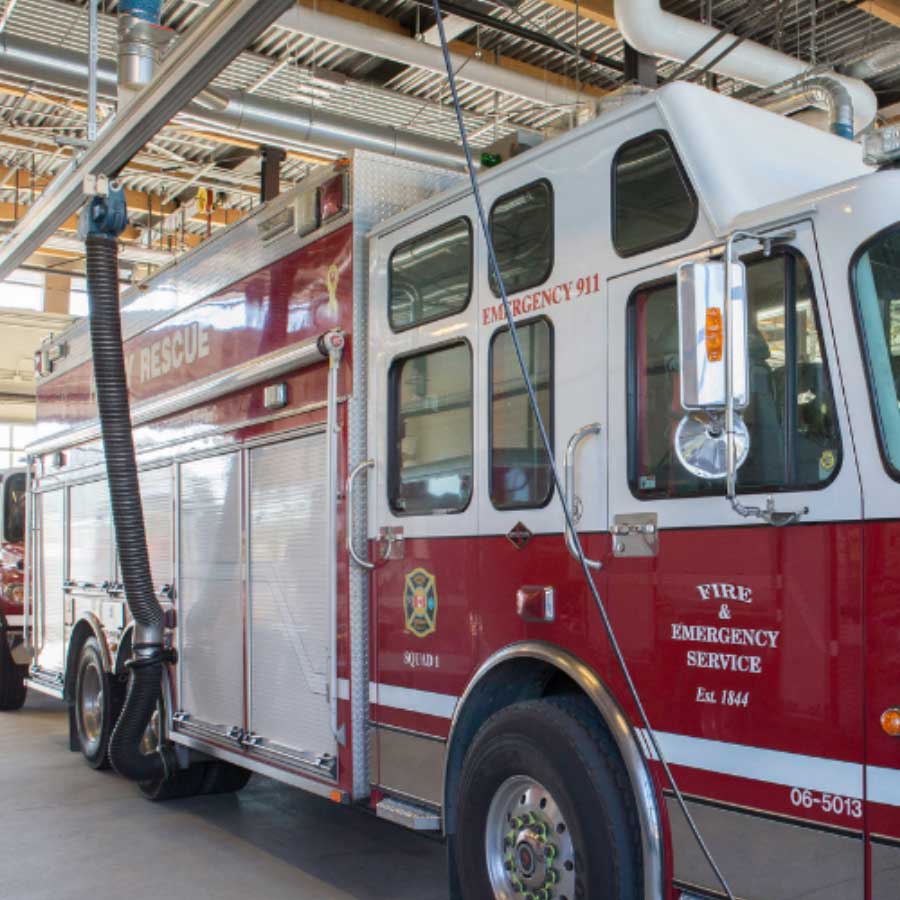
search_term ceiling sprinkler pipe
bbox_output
[613,0,876,135]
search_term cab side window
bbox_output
[490,319,554,509]
[389,218,472,331]
[389,342,473,515]
[613,131,697,258]
[489,180,553,296]
[628,253,841,498]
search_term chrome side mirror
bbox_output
[677,260,748,412]
[675,260,750,480]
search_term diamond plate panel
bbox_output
[36,489,65,673]
[249,432,334,758]
[178,453,243,733]
[69,479,113,587]
[347,152,463,797]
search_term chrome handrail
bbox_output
[346,459,375,571]
[564,423,603,569]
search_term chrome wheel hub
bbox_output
[485,776,576,900]
[79,663,103,751]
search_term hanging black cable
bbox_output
[429,4,736,897]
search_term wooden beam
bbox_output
[534,0,616,29]
[850,0,900,29]
[449,40,608,99]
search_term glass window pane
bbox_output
[390,343,472,514]
[852,229,900,476]
[489,181,553,296]
[3,471,25,542]
[0,269,44,311]
[69,277,89,317]
[629,254,840,497]
[389,218,471,330]
[614,132,696,257]
[491,320,553,509]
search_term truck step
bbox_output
[376,797,441,831]
[24,676,64,700]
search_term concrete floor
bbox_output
[2,692,448,900]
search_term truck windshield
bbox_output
[852,228,900,477]
[3,472,25,543]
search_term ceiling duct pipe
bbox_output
[613,0,876,135]
[117,0,170,103]
[0,34,470,170]
[761,75,854,139]
[841,42,900,80]
[181,87,472,170]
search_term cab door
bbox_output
[368,209,481,809]
[606,223,865,899]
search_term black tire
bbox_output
[454,695,642,900]
[0,638,26,711]
[73,637,117,768]
[200,760,252,795]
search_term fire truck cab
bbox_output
[0,467,27,711]
[24,80,900,898]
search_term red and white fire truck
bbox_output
[22,80,900,898]
[0,467,26,710]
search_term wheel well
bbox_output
[63,618,110,702]
[443,657,586,835]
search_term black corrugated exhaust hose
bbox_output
[85,228,174,783]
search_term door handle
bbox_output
[564,423,603,569]
[346,459,375,570]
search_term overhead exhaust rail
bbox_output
[0,0,295,284]
[0,34,471,173]
[614,0,876,135]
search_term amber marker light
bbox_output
[881,708,900,737]
[705,307,723,362]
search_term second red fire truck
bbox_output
[21,81,900,898]
[0,467,27,710]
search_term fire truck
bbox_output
[22,80,900,898]
[0,467,26,710]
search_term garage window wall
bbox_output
[0,270,44,312]
[0,423,36,468]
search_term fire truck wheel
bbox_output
[74,637,115,768]
[0,638,26,711]
[455,696,642,900]
[200,760,252,795]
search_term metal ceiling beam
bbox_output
[0,0,294,282]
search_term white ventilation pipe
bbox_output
[277,5,585,111]
[614,0,876,135]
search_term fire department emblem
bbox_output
[403,568,438,638]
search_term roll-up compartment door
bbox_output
[248,430,336,773]
[35,488,65,673]
[177,452,244,738]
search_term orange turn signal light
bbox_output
[705,307,723,363]
[881,707,900,737]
